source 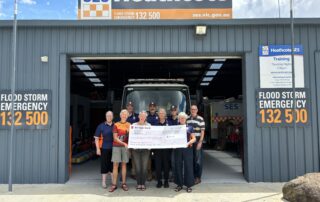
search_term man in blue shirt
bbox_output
[167,105,179,126]
[147,102,159,125]
[94,111,114,189]
[126,101,139,124]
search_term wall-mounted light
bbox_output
[41,56,48,63]
[195,25,207,36]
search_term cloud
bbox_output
[233,0,320,18]
[293,0,320,17]
[20,0,37,5]
[234,0,283,18]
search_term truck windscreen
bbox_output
[125,89,188,113]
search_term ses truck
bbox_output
[121,79,191,114]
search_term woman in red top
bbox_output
[109,109,131,192]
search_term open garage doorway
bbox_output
[66,56,246,184]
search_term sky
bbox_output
[0,0,319,20]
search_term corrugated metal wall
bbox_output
[0,20,319,183]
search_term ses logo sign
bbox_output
[78,0,232,20]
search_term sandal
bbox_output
[136,185,142,191]
[174,186,183,192]
[121,183,129,191]
[186,187,192,193]
[109,184,117,192]
[141,185,146,191]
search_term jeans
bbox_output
[132,149,150,185]
[193,137,203,179]
[174,147,194,188]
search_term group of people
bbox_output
[94,101,205,193]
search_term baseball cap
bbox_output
[149,102,156,106]
[170,105,177,111]
[127,101,134,106]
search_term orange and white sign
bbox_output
[78,0,232,20]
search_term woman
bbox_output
[174,112,196,193]
[109,109,131,192]
[154,108,171,188]
[131,111,151,191]
[94,111,114,189]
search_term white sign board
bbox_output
[259,45,305,88]
[128,125,187,149]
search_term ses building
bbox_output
[0,0,320,184]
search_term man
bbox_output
[147,101,159,125]
[167,105,179,126]
[126,101,139,180]
[126,101,139,124]
[187,105,205,185]
[167,105,179,182]
[146,101,159,181]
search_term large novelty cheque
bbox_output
[128,125,187,149]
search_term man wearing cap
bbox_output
[126,101,139,124]
[167,105,179,126]
[146,102,159,181]
[147,102,159,125]
[187,105,205,185]
[126,101,139,180]
[167,105,179,182]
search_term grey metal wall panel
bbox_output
[243,52,256,181]
[315,52,320,181]
[0,20,319,183]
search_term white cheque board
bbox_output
[128,125,187,149]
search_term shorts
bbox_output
[111,147,130,163]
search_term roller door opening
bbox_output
[67,56,246,184]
